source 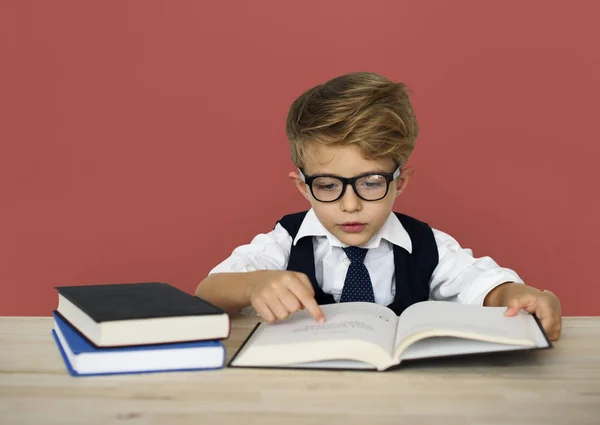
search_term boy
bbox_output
[196,72,562,341]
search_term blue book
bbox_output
[52,311,225,376]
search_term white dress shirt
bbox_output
[209,209,523,306]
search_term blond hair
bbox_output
[286,72,419,168]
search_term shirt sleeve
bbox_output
[208,223,293,274]
[428,228,524,305]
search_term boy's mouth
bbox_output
[338,222,366,233]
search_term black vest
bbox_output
[277,211,439,315]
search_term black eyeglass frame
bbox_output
[298,166,402,203]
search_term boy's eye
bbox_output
[315,183,339,191]
[313,178,342,192]
[357,176,386,190]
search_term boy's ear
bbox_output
[288,171,310,200]
[394,167,414,198]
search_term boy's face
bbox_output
[289,144,412,247]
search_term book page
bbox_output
[231,302,400,368]
[249,302,398,352]
[399,336,533,361]
[272,359,377,370]
[393,301,542,359]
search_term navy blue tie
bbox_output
[340,246,375,303]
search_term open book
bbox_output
[229,301,551,371]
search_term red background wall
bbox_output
[1,1,599,316]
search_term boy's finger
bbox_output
[253,299,276,323]
[294,272,316,296]
[504,294,537,316]
[289,283,325,323]
[265,296,292,320]
[303,297,326,324]
[540,316,560,341]
[278,290,303,313]
[504,296,524,316]
[504,306,521,317]
[535,301,561,341]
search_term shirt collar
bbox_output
[293,209,412,253]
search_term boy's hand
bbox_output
[485,283,562,341]
[247,271,326,324]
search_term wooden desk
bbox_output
[1,316,599,425]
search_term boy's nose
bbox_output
[339,185,362,212]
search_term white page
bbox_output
[272,360,377,370]
[244,302,398,354]
[394,301,538,355]
[399,336,533,361]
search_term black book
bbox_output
[55,282,230,347]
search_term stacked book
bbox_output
[51,282,230,376]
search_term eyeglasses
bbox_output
[299,167,401,202]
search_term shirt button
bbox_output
[344,258,351,266]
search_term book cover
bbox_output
[55,282,224,321]
[54,282,230,346]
